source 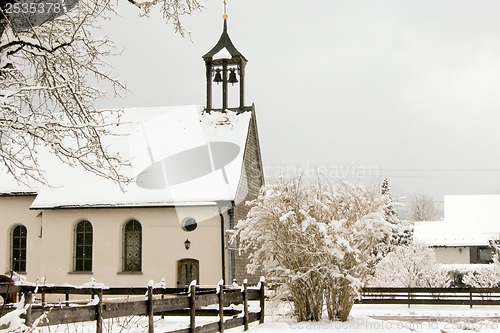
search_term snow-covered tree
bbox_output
[410,193,440,221]
[0,0,202,185]
[371,178,412,266]
[237,178,392,322]
[380,177,397,223]
[491,238,500,265]
[369,242,451,287]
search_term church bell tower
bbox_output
[203,10,248,113]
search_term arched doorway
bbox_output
[177,259,199,287]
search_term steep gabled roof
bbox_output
[0,105,255,209]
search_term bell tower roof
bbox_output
[203,20,247,65]
[203,6,249,113]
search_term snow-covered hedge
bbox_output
[439,264,500,288]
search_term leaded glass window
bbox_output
[11,225,27,272]
[74,220,93,272]
[123,220,142,272]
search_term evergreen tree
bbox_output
[381,177,398,224]
[378,178,412,251]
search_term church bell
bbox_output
[228,68,238,85]
[213,69,223,84]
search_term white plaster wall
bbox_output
[34,205,225,287]
[434,247,470,264]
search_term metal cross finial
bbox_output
[223,0,228,20]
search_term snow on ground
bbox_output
[20,303,500,333]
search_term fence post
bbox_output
[148,285,154,333]
[24,292,33,326]
[259,278,265,324]
[189,284,196,333]
[96,289,103,333]
[161,293,165,320]
[470,291,473,309]
[218,281,224,333]
[0,270,14,318]
[243,280,248,331]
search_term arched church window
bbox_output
[74,220,93,272]
[123,219,142,272]
[11,225,27,272]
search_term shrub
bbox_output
[237,178,391,322]
[369,242,451,288]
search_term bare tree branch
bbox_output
[410,193,441,221]
[0,0,203,187]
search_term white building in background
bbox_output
[414,195,500,264]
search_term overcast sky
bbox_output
[97,0,500,214]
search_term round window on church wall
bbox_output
[181,217,197,232]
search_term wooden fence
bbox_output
[0,281,265,333]
[357,287,500,307]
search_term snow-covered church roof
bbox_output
[414,195,500,247]
[1,105,253,208]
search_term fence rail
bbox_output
[0,281,265,333]
[357,287,500,307]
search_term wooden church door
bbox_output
[177,259,199,287]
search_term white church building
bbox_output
[0,18,264,287]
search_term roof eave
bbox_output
[30,201,221,210]
[0,191,38,197]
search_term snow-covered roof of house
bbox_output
[414,195,500,247]
[1,105,253,208]
[413,221,498,247]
